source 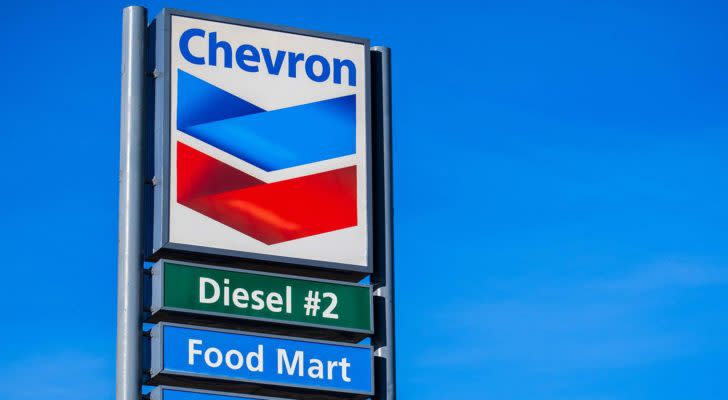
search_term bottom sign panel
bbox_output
[148,323,373,398]
[150,386,290,400]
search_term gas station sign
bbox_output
[117,8,393,400]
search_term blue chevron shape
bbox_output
[176,69,356,172]
[177,70,265,129]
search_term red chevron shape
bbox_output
[177,142,358,244]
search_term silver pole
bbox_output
[371,46,396,400]
[117,6,147,400]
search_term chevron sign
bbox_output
[152,13,371,272]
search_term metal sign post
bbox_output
[117,6,146,400]
[371,46,396,400]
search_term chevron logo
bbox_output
[175,70,359,245]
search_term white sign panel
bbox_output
[151,10,371,273]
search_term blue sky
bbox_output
[1,0,727,399]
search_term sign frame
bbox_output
[146,259,373,342]
[148,8,373,276]
[146,322,374,399]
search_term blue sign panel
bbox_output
[165,389,244,400]
[151,386,283,400]
[150,324,373,395]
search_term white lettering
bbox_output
[223,278,230,306]
[188,339,202,365]
[277,349,304,376]
[204,347,223,368]
[251,290,265,311]
[340,357,351,382]
[248,345,264,372]
[199,278,220,304]
[225,349,244,370]
[232,287,249,308]
[322,292,339,319]
[308,358,324,379]
[267,292,283,313]
[327,360,339,380]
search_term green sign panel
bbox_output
[151,261,372,333]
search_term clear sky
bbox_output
[0,0,726,399]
